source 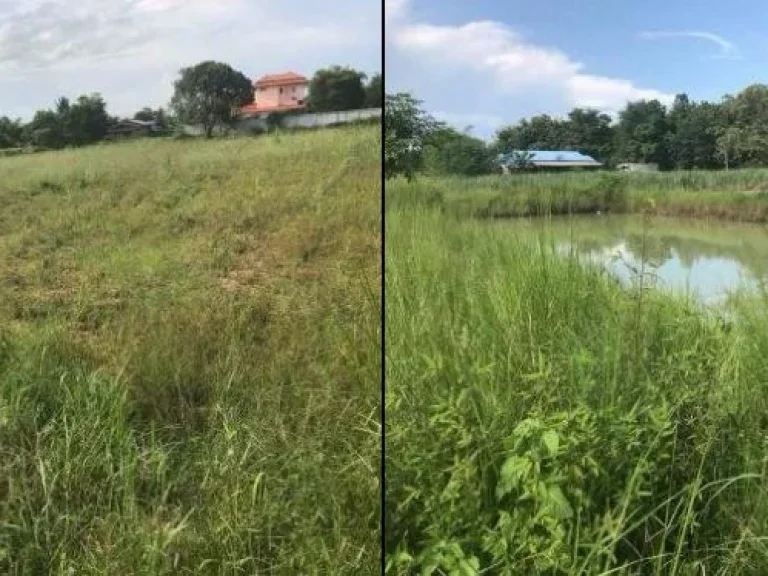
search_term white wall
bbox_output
[234,107,381,133]
[182,108,380,136]
[281,108,381,128]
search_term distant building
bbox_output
[240,72,310,117]
[499,150,603,173]
[617,163,659,172]
[106,118,159,139]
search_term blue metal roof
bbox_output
[499,150,600,164]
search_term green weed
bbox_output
[0,125,381,574]
[387,169,768,222]
[386,191,768,574]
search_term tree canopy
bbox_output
[490,83,768,172]
[308,66,367,112]
[424,126,495,176]
[365,73,382,109]
[385,92,442,180]
[170,60,253,138]
[17,94,110,150]
[0,116,24,149]
[390,82,768,177]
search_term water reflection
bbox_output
[516,215,768,304]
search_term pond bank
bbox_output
[389,173,768,223]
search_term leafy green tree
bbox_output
[565,108,615,163]
[155,108,170,130]
[365,73,382,108]
[26,109,66,149]
[614,99,671,168]
[424,126,495,176]
[66,94,110,146]
[664,94,727,169]
[666,94,696,169]
[170,61,253,138]
[717,84,768,167]
[308,66,367,112]
[494,115,569,152]
[133,107,156,122]
[0,116,24,149]
[385,92,441,181]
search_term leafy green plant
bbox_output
[386,195,768,574]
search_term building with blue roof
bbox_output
[499,150,603,172]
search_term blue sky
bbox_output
[386,0,768,139]
[0,0,381,120]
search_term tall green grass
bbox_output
[0,125,381,574]
[386,184,768,574]
[389,170,768,222]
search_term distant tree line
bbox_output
[0,62,382,150]
[385,83,768,178]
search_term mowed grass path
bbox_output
[386,183,768,574]
[0,126,381,574]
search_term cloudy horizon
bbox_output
[0,0,381,121]
[385,0,765,139]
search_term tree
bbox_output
[494,114,569,152]
[54,97,73,144]
[717,84,768,167]
[66,94,110,146]
[133,107,156,122]
[666,95,724,170]
[365,73,382,108]
[155,108,169,130]
[26,109,66,149]
[22,94,109,149]
[716,126,745,170]
[385,92,441,181]
[614,99,671,168]
[565,108,615,163]
[308,66,367,112]
[666,94,695,169]
[424,126,495,176]
[0,116,24,149]
[170,61,253,138]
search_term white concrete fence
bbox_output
[183,107,381,136]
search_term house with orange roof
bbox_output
[240,72,310,116]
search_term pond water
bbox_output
[512,215,768,304]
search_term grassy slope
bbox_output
[392,170,768,222]
[386,185,768,574]
[0,126,380,575]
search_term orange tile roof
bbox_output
[254,72,309,87]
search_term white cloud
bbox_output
[391,18,674,112]
[0,0,381,119]
[640,30,738,59]
[387,3,675,131]
[385,0,410,24]
[567,74,673,112]
[432,111,505,133]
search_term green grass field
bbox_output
[386,177,768,574]
[391,169,768,222]
[0,125,381,574]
